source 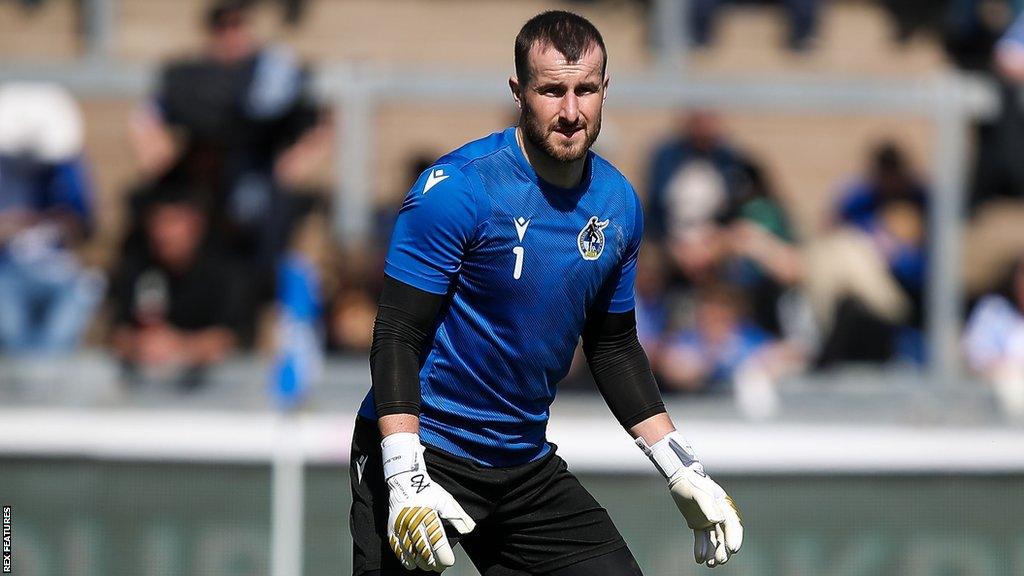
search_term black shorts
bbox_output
[349,417,640,575]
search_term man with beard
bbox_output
[350,11,743,575]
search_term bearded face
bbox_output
[519,90,602,163]
[515,43,607,164]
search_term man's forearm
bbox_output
[111,325,138,361]
[182,327,236,364]
[129,105,178,177]
[378,413,419,436]
[629,412,676,446]
[274,119,334,186]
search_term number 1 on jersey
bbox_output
[512,246,524,280]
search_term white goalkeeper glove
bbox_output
[382,433,476,572]
[637,431,743,568]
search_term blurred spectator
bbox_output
[373,153,439,252]
[963,256,1024,415]
[721,159,799,336]
[958,3,1024,297]
[645,117,811,388]
[328,153,437,355]
[995,4,1024,79]
[647,116,803,338]
[943,0,1018,70]
[128,0,329,294]
[272,0,308,26]
[646,111,745,285]
[727,216,813,362]
[272,250,324,408]
[814,141,928,366]
[110,188,251,389]
[879,0,948,44]
[836,142,927,312]
[635,245,669,355]
[690,0,821,52]
[968,84,1024,211]
[658,284,774,393]
[329,286,376,354]
[0,83,104,355]
[647,111,743,242]
[969,6,1024,211]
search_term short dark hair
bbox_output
[514,11,607,85]
[142,182,209,216]
[873,141,906,175]
[205,0,252,31]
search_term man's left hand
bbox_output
[637,431,743,567]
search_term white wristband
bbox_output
[636,431,701,480]
[381,432,424,479]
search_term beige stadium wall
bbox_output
[1,0,948,76]
[0,0,79,59]
[74,100,935,262]
[373,104,936,238]
[2,0,974,281]
[115,0,650,69]
[112,0,944,76]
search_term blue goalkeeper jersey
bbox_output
[358,127,643,466]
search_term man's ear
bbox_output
[509,76,522,110]
[602,74,610,104]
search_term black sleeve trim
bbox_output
[582,308,667,429]
[369,275,446,417]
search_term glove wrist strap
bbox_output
[381,432,425,480]
[636,431,700,480]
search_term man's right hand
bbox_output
[382,433,476,572]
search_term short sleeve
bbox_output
[384,164,481,294]
[963,296,1015,372]
[606,188,644,314]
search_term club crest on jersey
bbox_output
[577,216,609,261]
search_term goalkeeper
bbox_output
[350,10,743,575]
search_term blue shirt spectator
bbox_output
[835,142,928,298]
[667,323,770,388]
[964,257,1024,374]
[657,285,773,393]
[0,83,103,354]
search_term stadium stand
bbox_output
[0,0,949,246]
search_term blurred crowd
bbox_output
[556,110,930,403]
[3,0,1024,413]
[2,0,333,395]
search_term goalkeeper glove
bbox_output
[382,433,476,572]
[637,431,743,568]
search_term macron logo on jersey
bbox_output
[515,217,531,241]
[355,454,368,483]
[423,168,450,194]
